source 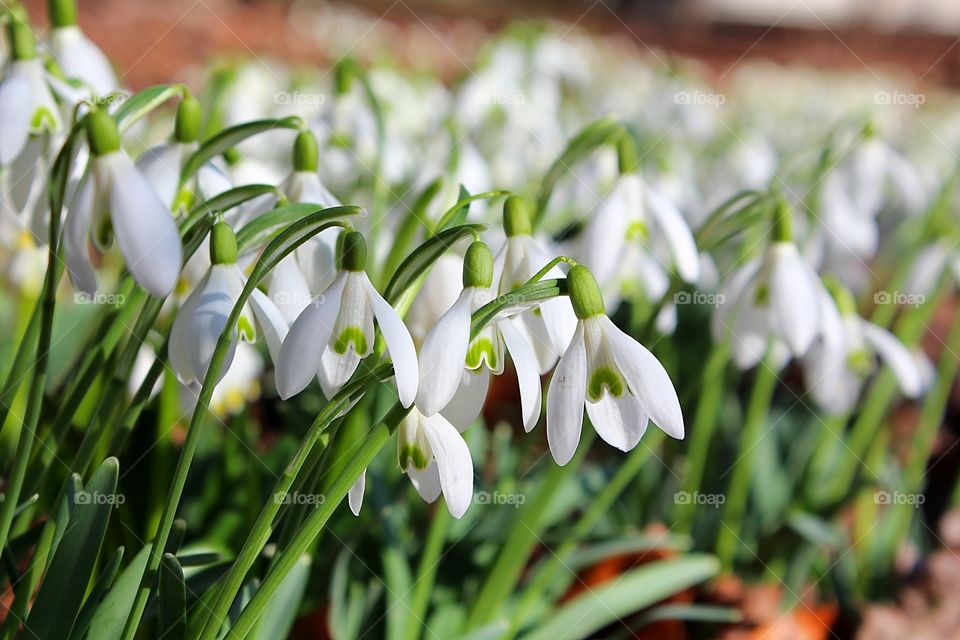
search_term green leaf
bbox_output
[115,84,186,131]
[636,603,742,627]
[182,184,281,232]
[25,457,120,639]
[431,189,508,235]
[519,555,720,640]
[384,223,486,305]
[235,203,361,253]
[88,544,152,639]
[68,547,125,640]
[251,554,312,640]
[159,553,187,640]
[180,116,303,183]
[383,544,413,640]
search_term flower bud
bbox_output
[49,0,78,28]
[338,231,367,272]
[292,130,319,173]
[86,110,120,156]
[503,196,531,237]
[567,265,604,319]
[462,241,493,289]
[210,221,238,265]
[174,96,201,144]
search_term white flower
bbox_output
[276,231,418,406]
[47,25,117,96]
[713,240,822,370]
[0,44,62,165]
[64,111,183,298]
[168,222,286,386]
[495,196,577,374]
[416,241,541,431]
[803,285,923,415]
[547,265,684,465]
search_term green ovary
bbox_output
[588,366,625,401]
[465,337,498,370]
[333,326,368,355]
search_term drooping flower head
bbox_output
[64,109,183,297]
[46,0,118,96]
[277,231,418,406]
[547,265,684,465]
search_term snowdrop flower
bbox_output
[712,206,823,369]
[547,265,684,465]
[46,0,118,96]
[276,231,418,406]
[395,406,474,518]
[417,241,541,431]
[64,110,183,297]
[169,221,286,386]
[495,196,577,374]
[803,280,923,414]
[137,96,232,214]
[578,135,700,296]
[0,13,62,166]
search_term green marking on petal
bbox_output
[30,107,58,132]
[466,337,497,370]
[847,348,874,376]
[95,217,113,248]
[237,315,256,342]
[399,444,429,471]
[626,220,649,241]
[754,283,770,306]
[587,366,625,401]
[333,326,368,355]
[173,186,194,213]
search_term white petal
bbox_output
[585,392,648,451]
[319,274,372,395]
[546,323,586,465]
[646,186,700,282]
[107,154,183,297]
[769,243,820,356]
[416,288,473,415]
[63,171,99,294]
[862,321,923,398]
[603,316,684,439]
[168,271,209,383]
[365,275,418,408]
[422,413,474,519]
[183,265,239,384]
[348,469,365,516]
[441,369,490,432]
[248,288,289,364]
[268,255,313,325]
[276,273,346,399]
[498,317,542,432]
[49,27,117,95]
[0,65,32,165]
[407,461,442,504]
[135,142,182,210]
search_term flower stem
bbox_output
[401,506,452,640]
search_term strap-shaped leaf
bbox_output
[235,203,362,253]
[181,184,282,233]
[25,458,120,639]
[431,188,509,235]
[180,116,303,183]
[159,553,187,640]
[115,84,186,130]
[251,555,312,640]
[384,223,486,305]
[68,546,125,640]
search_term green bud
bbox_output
[86,110,120,156]
[823,275,857,317]
[209,221,238,265]
[617,132,638,174]
[567,265,604,319]
[503,196,531,237]
[48,0,77,28]
[771,201,792,243]
[462,241,493,289]
[174,96,201,143]
[338,231,367,272]
[8,11,36,61]
[292,130,319,173]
